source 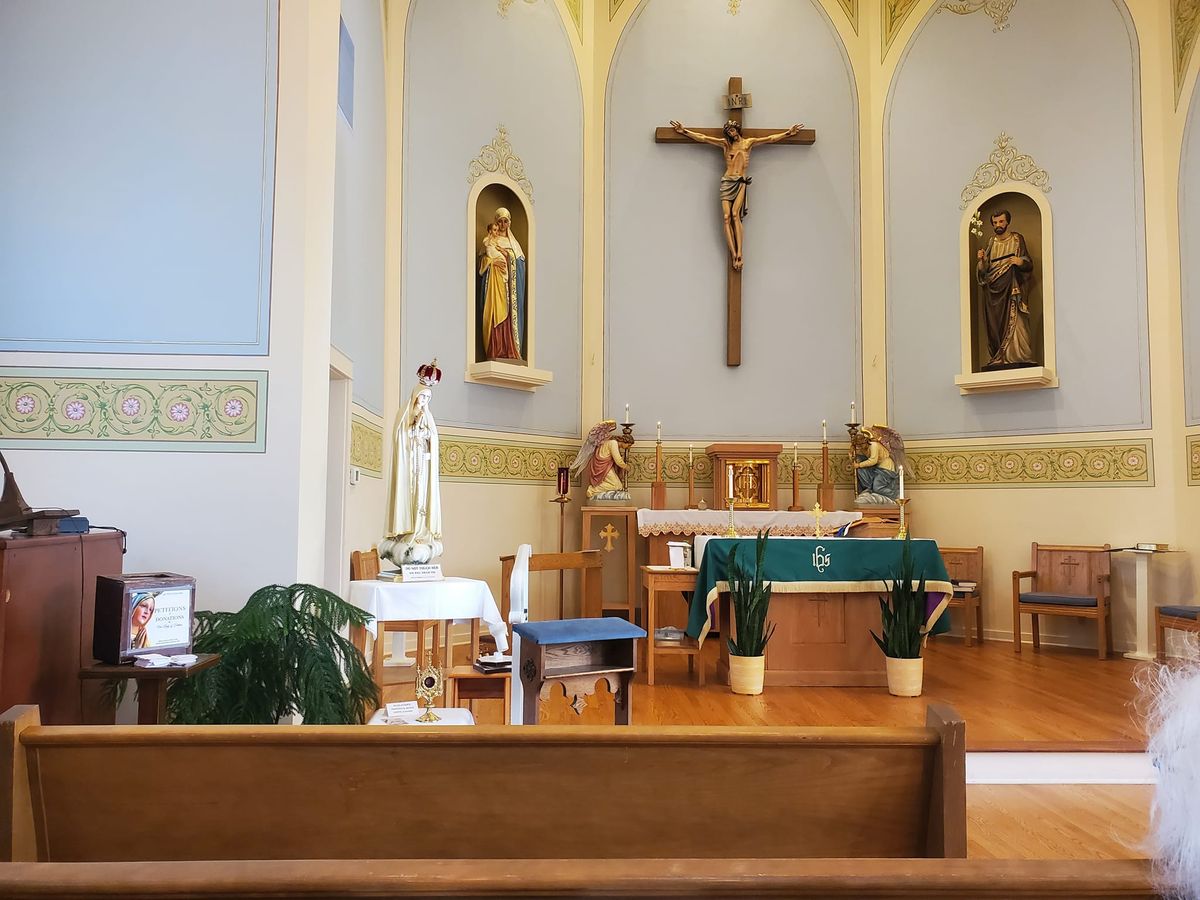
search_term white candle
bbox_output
[727,465,734,500]
[688,443,694,465]
[850,401,856,423]
[822,419,827,442]
[624,403,630,424]
[899,465,905,500]
[656,421,662,442]
[793,441,798,465]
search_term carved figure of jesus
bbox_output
[669,119,803,270]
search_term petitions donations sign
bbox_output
[131,587,193,650]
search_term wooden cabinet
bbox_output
[580,506,641,624]
[0,532,123,723]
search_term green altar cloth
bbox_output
[686,537,953,644]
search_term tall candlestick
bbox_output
[688,443,694,465]
[822,419,827,442]
[727,465,734,501]
[850,401,856,423]
[656,421,662,442]
[899,464,905,500]
[624,403,630,424]
[792,441,798,465]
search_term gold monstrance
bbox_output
[415,651,444,723]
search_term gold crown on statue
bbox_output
[416,359,442,387]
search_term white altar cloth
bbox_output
[637,508,862,538]
[348,577,509,653]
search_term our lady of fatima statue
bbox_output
[380,360,443,565]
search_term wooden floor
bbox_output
[387,635,1147,747]
[969,785,1150,860]
[382,639,1154,862]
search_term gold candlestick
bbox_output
[896,497,910,540]
[724,498,738,537]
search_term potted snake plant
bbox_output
[871,534,928,697]
[726,530,775,695]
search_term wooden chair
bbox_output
[1156,605,1200,661]
[1011,543,1112,659]
[349,549,442,688]
[444,551,604,720]
[939,546,984,647]
[498,550,604,622]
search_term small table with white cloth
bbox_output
[348,577,509,671]
[367,707,476,726]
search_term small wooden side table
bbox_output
[641,566,702,687]
[446,668,511,722]
[79,653,221,724]
[513,618,645,725]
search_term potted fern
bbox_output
[871,535,928,697]
[167,583,380,724]
[726,530,775,695]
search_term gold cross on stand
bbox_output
[810,502,827,538]
[599,523,620,552]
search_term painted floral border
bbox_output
[438,434,1151,488]
[350,414,383,477]
[440,436,578,483]
[0,369,266,452]
[907,440,1151,488]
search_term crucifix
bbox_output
[656,76,815,367]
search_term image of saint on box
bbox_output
[94,573,195,664]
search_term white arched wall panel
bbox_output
[402,0,582,437]
[333,0,386,415]
[1180,59,1200,426]
[605,0,859,440]
[886,0,1148,440]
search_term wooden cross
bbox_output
[656,76,815,367]
[599,523,620,552]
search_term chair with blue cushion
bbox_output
[1156,605,1200,661]
[1011,543,1112,659]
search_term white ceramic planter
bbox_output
[885,656,924,697]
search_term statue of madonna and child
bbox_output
[379,360,444,566]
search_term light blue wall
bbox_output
[1181,70,1200,426]
[332,0,386,415]
[402,0,583,438]
[886,0,1148,439]
[0,0,278,355]
[605,0,859,441]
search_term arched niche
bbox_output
[464,174,552,391]
[954,185,1058,394]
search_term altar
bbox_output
[686,537,952,687]
[637,508,865,565]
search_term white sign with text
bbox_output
[401,564,444,582]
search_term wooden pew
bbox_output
[0,858,1158,898]
[0,703,1156,896]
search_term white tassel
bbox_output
[1142,640,1200,899]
